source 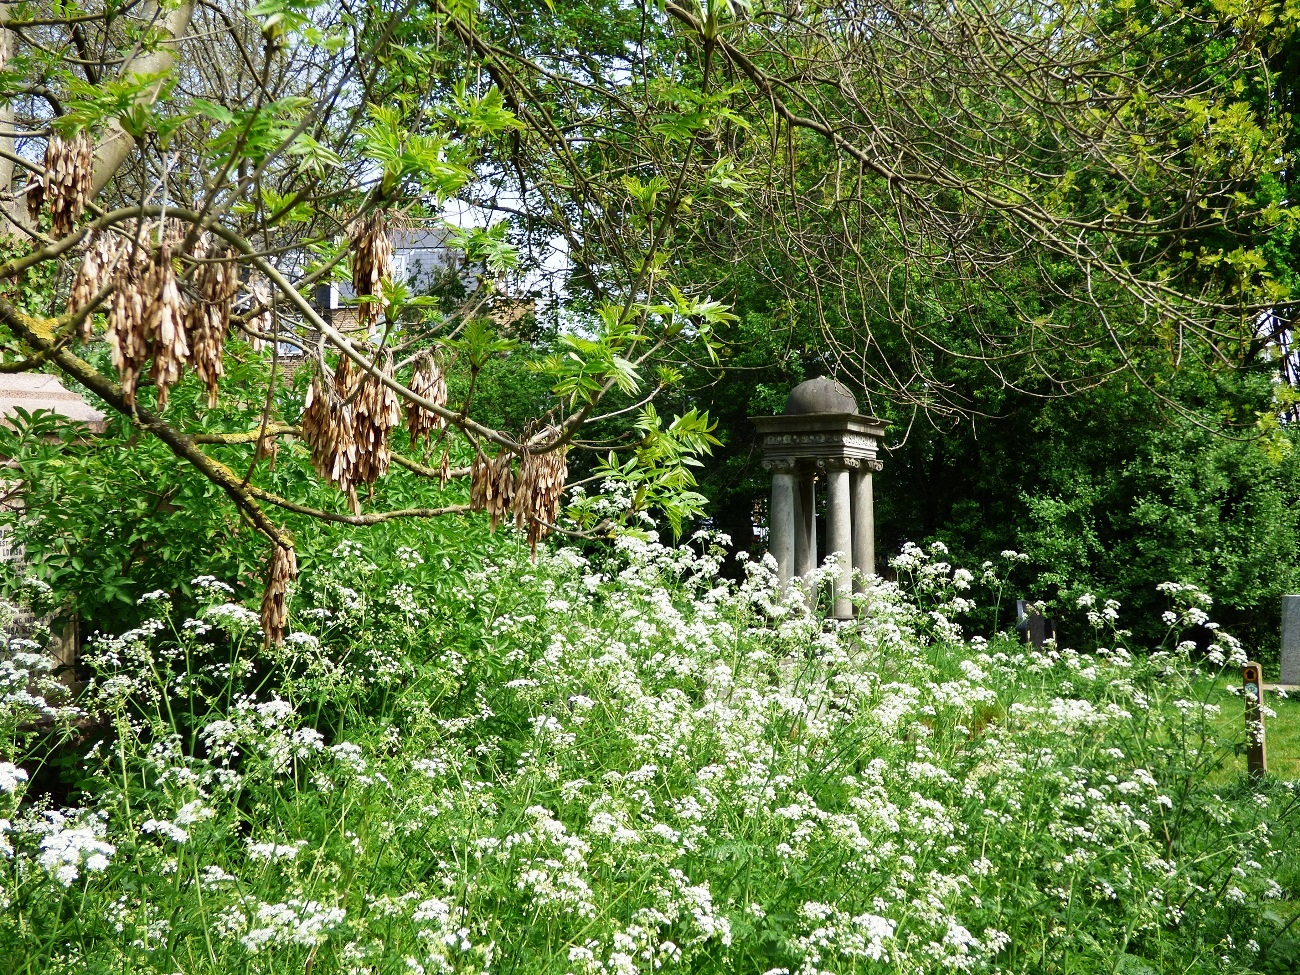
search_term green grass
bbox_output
[1201,677,1300,782]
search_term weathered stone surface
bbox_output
[0,373,106,433]
[770,471,796,591]
[826,466,853,619]
[1281,595,1300,685]
[784,376,858,416]
[751,413,885,468]
[753,385,885,613]
[795,474,817,581]
[852,470,874,588]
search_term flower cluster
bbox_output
[0,536,1294,974]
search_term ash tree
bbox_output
[0,0,1293,636]
[0,0,733,637]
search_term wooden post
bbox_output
[1244,661,1267,780]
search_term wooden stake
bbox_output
[1244,661,1267,780]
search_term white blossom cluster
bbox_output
[0,535,1291,973]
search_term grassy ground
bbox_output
[1260,687,1300,782]
[1201,675,1300,782]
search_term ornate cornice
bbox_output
[752,409,887,473]
[761,431,878,450]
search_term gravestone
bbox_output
[1016,599,1056,649]
[1281,595,1300,686]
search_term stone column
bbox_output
[825,462,854,618]
[795,473,817,582]
[768,462,797,591]
[852,464,877,592]
[1282,595,1300,685]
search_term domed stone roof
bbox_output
[784,376,858,415]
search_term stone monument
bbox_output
[1281,595,1300,686]
[751,378,886,618]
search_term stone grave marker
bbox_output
[1281,595,1300,686]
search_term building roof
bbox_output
[321,228,467,307]
[0,373,107,433]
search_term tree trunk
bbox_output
[0,7,14,202]
[90,2,197,196]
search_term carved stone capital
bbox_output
[762,458,798,475]
[816,457,860,472]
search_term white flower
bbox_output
[0,762,28,795]
[396,546,425,568]
[191,576,235,595]
[175,801,215,826]
[38,821,116,886]
[248,839,307,861]
[141,819,190,844]
[204,602,262,633]
[229,898,346,953]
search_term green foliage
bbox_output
[879,364,1300,654]
[572,406,721,537]
[0,405,265,622]
[0,356,490,634]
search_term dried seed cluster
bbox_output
[104,234,154,406]
[406,352,448,448]
[185,237,239,408]
[470,450,516,530]
[28,131,93,237]
[350,212,393,329]
[351,349,402,487]
[244,275,273,345]
[68,232,122,341]
[301,351,400,511]
[514,430,568,550]
[143,240,190,410]
[468,432,569,546]
[75,223,241,410]
[259,545,299,648]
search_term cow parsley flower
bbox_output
[38,817,116,886]
[0,762,28,795]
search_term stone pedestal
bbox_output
[1282,595,1300,685]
